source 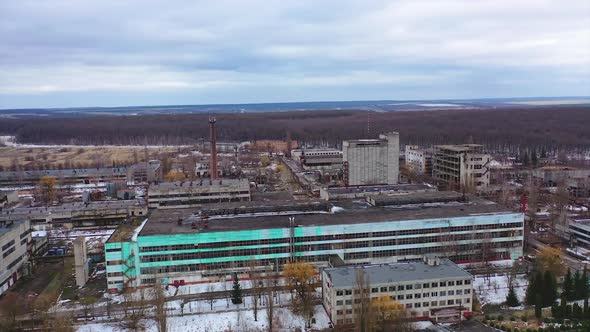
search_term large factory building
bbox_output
[105,194,523,291]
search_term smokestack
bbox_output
[209,117,218,180]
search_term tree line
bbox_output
[0,107,589,150]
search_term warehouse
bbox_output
[105,194,523,292]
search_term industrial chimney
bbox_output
[209,117,218,180]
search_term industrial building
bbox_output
[342,132,399,186]
[319,183,435,201]
[0,220,31,295]
[432,145,491,192]
[405,145,433,175]
[105,194,523,291]
[127,160,162,184]
[146,179,251,209]
[0,200,147,228]
[322,255,473,327]
[291,148,343,180]
[0,167,128,188]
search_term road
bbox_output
[527,236,588,272]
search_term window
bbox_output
[423,293,429,298]
[457,299,462,304]
[337,310,343,315]
[397,295,404,300]
[448,290,454,296]
[448,281,455,286]
[440,281,447,287]
[406,294,413,299]
[464,289,471,294]
[406,285,413,290]
[423,283,430,289]
[398,285,405,291]
[456,280,463,286]
[423,302,429,307]
[447,300,454,305]
[345,300,352,305]
[336,300,343,306]
[371,288,378,293]
[456,290,463,295]
[431,292,438,297]
[465,298,471,303]
[464,279,471,285]
[431,301,438,307]
[380,287,387,292]
[440,291,446,296]
[346,309,353,315]
[415,294,421,299]
[406,303,413,309]
[431,282,438,288]
[336,290,343,296]
[389,286,395,292]
[415,303,421,308]
[415,284,422,289]
[345,290,352,295]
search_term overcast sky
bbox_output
[1,0,589,109]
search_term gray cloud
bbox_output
[0,0,589,107]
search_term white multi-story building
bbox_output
[432,145,491,192]
[0,220,31,295]
[343,132,399,186]
[322,256,473,328]
[405,145,433,175]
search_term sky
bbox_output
[0,0,589,109]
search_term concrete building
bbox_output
[432,145,491,192]
[74,236,89,287]
[322,256,473,327]
[291,149,343,180]
[0,167,128,188]
[0,200,147,228]
[127,160,162,184]
[146,179,251,209]
[0,220,31,295]
[319,183,435,201]
[405,145,433,175]
[532,166,590,187]
[342,132,399,186]
[0,191,18,208]
[105,195,523,291]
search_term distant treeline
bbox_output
[0,107,589,150]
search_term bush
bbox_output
[485,314,491,320]
[498,315,505,321]
[544,317,551,324]
[511,316,517,321]
[522,315,528,322]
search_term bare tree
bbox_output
[264,268,279,332]
[118,288,148,332]
[152,281,168,332]
[206,283,217,310]
[354,268,372,332]
[248,262,262,322]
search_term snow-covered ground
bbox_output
[474,274,528,306]
[76,304,330,332]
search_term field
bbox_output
[0,145,180,170]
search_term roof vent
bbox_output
[423,254,440,266]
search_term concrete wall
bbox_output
[0,220,31,296]
[343,132,399,186]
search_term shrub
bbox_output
[522,315,528,322]
[498,315,505,321]
[511,316,517,321]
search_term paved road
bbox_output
[527,236,587,272]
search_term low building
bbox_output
[105,195,522,292]
[0,167,128,188]
[343,133,399,186]
[319,183,435,201]
[405,145,433,175]
[432,145,491,192]
[0,191,18,208]
[0,200,147,228]
[322,256,473,327]
[0,220,31,295]
[291,149,343,180]
[146,179,251,209]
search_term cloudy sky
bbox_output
[0,0,589,109]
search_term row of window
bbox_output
[148,190,250,199]
[336,280,471,296]
[7,255,23,270]
[2,239,15,251]
[2,246,15,258]
[135,222,522,253]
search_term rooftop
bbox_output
[434,144,484,152]
[140,197,513,236]
[0,220,27,238]
[323,183,434,195]
[1,199,145,218]
[324,258,471,288]
[148,178,249,190]
[0,167,128,179]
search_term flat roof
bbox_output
[324,258,471,288]
[434,144,483,152]
[149,178,249,190]
[140,199,514,236]
[324,183,433,195]
[0,220,27,238]
[0,167,128,179]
